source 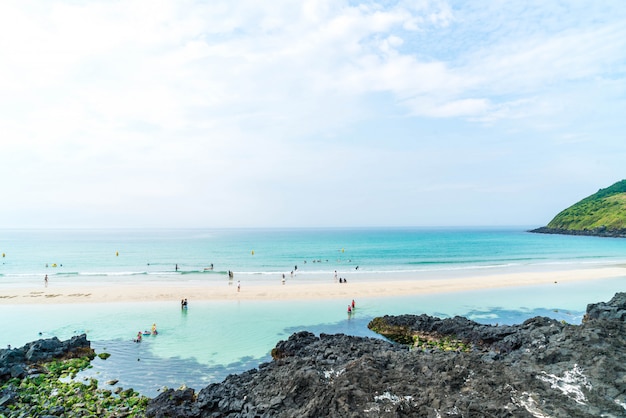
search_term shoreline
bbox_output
[1,265,625,305]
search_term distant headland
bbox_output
[530,179,626,238]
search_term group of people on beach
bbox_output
[333,270,349,283]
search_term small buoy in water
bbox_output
[116,251,119,256]
[251,250,254,255]
[2,253,4,257]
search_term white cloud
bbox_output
[0,0,625,227]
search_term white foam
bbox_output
[537,364,591,405]
[513,391,553,418]
[615,398,626,410]
[373,391,413,404]
[322,368,345,379]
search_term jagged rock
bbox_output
[46,405,66,416]
[271,330,318,359]
[530,226,626,238]
[0,385,19,407]
[146,293,626,417]
[145,387,199,417]
[0,334,93,383]
[584,292,626,321]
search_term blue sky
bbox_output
[1,1,625,228]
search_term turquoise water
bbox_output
[1,227,625,396]
[2,227,626,281]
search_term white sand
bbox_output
[1,266,625,305]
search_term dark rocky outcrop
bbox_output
[584,292,626,322]
[530,179,626,238]
[0,334,93,383]
[146,293,626,417]
[529,226,626,238]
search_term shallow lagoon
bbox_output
[2,277,623,397]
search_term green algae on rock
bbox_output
[0,356,149,417]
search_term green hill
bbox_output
[532,180,626,237]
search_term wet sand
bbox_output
[1,266,625,304]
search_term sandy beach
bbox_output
[1,266,625,305]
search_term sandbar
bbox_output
[1,266,625,305]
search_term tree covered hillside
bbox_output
[532,180,626,237]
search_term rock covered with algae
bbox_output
[0,335,148,417]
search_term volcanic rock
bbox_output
[141,293,626,416]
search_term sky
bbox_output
[1,1,625,228]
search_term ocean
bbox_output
[1,227,625,396]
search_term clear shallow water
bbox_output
[1,278,624,397]
[1,227,625,396]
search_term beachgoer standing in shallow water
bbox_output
[237,281,240,292]
[44,274,48,287]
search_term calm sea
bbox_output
[1,227,625,396]
[2,227,626,280]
